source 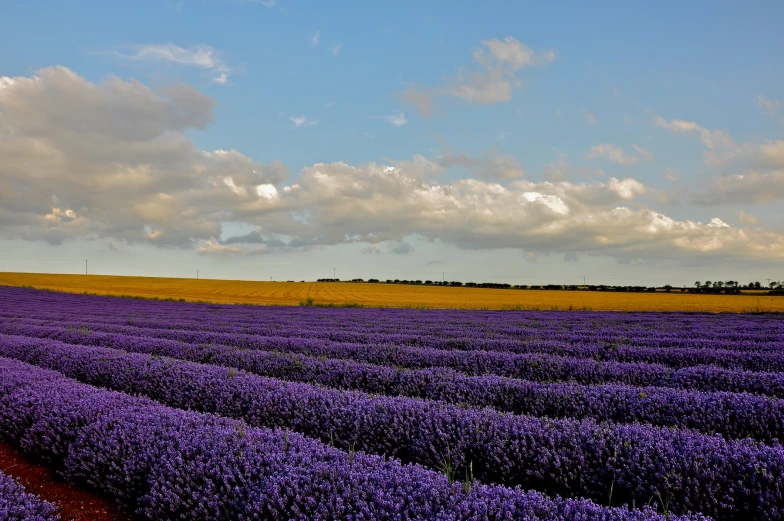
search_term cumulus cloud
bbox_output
[653,116,733,151]
[0,66,282,247]
[228,159,784,262]
[310,31,321,47]
[583,109,597,125]
[587,144,654,165]
[697,170,784,204]
[655,113,784,203]
[4,66,784,264]
[329,43,343,56]
[401,37,556,118]
[112,43,233,84]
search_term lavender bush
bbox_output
[0,357,705,521]
[0,469,60,521]
[1,285,783,520]
[0,336,782,519]
[1,333,782,443]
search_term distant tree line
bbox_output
[312,278,783,295]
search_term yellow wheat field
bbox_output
[0,272,781,312]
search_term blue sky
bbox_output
[1,1,783,285]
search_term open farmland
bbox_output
[1,286,783,520]
[1,272,782,312]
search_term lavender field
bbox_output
[1,286,783,520]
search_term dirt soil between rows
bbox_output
[0,440,132,521]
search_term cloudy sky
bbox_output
[1,1,783,286]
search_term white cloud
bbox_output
[197,240,246,255]
[5,66,784,264]
[289,115,318,128]
[623,113,632,125]
[310,31,320,47]
[756,94,781,115]
[698,170,784,204]
[474,37,534,70]
[329,43,343,56]
[587,144,654,165]
[382,110,408,127]
[583,109,596,125]
[224,158,784,262]
[0,66,283,247]
[655,113,784,203]
[401,37,556,117]
[112,43,233,84]
[653,116,733,150]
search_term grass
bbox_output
[0,272,782,312]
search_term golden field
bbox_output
[0,272,781,312]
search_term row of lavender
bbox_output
[2,286,783,348]
[12,314,784,371]
[1,331,782,443]
[0,357,700,521]
[5,320,784,399]
[6,309,784,353]
[4,309,784,354]
[0,469,59,521]
[0,334,781,520]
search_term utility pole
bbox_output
[84,259,88,276]
[767,278,772,287]
[441,272,445,283]
[196,270,199,280]
[583,275,586,286]
[333,268,336,279]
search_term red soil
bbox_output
[0,440,132,521]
